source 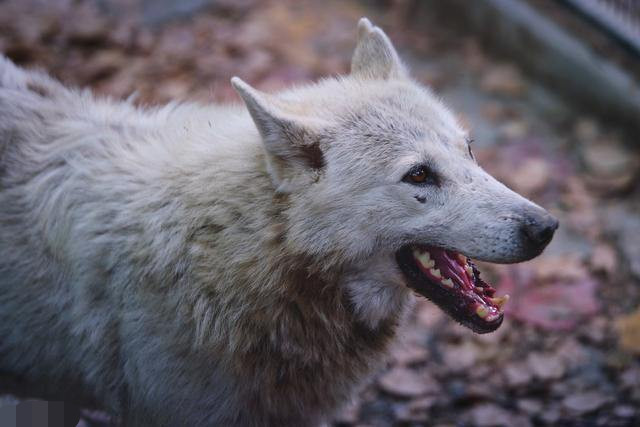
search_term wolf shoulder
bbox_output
[0,55,249,176]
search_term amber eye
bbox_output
[403,165,437,186]
[409,168,427,183]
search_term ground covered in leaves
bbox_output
[1,0,639,425]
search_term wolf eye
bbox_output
[403,165,437,185]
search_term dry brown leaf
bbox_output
[480,64,526,97]
[616,308,640,355]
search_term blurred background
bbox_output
[1,0,639,425]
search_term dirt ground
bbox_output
[1,0,639,425]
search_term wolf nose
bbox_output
[522,212,559,246]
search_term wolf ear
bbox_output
[351,17,407,80]
[230,77,326,192]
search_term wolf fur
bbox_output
[0,18,557,425]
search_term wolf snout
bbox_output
[520,209,559,249]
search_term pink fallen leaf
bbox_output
[497,263,599,331]
[589,243,618,276]
[378,367,439,398]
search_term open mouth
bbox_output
[396,245,509,334]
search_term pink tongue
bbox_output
[427,248,471,287]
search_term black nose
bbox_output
[522,212,559,247]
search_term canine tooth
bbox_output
[430,268,442,278]
[490,295,510,310]
[465,265,474,276]
[442,278,454,288]
[476,305,489,318]
[413,248,431,259]
[414,252,435,269]
[457,254,468,264]
[413,249,426,263]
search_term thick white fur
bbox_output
[0,18,553,426]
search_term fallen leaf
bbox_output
[378,367,438,398]
[609,213,640,280]
[441,341,480,373]
[415,300,444,329]
[620,367,640,390]
[528,255,588,282]
[508,157,550,196]
[498,264,599,331]
[615,308,640,355]
[527,352,565,381]
[504,362,533,388]
[579,316,609,345]
[481,101,507,121]
[517,399,543,415]
[555,338,589,365]
[589,243,618,276]
[80,50,125,83]
[581,137,639,193]
[394,396,437,422]
[469,404,526,427]
[390,342,428,366]
[613,405,637,418]
[333,399,360,424]
[539,405,561,424]
[499,120,528,140]
[582,138,633,177]
[562,391,611,414]
[480,64,526,97]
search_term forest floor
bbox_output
[1,0,639,425]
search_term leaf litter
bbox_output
[1,0,639,425]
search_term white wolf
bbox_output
[0,18,557,426]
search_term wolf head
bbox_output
[231,18,558,333]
